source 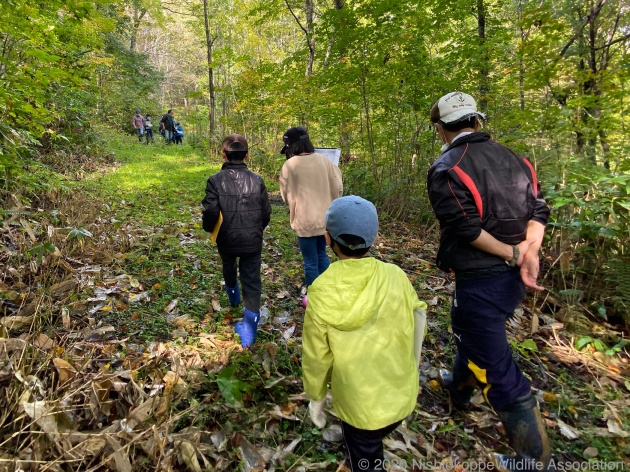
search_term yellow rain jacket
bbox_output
[302,257,427,430]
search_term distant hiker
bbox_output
[302,196,427,472]
[143,114,154,144]
[173,122,184,145]
[132,109,144,142]
[159,109,176,143]
[279,126,342,306]
[201,134,271,348]
[427,92,551,470]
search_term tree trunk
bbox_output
[305,0,315,77]
[202,0,215,137]
[476,0,489,112]
[130,8,147,52]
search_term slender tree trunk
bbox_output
[130,8,147,52]
[476,0,489,112]
[202,0,215,137]
[305,0,315,77]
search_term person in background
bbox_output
[201,135,272,348]
[160,109,176,144]
[427,91,551,471]
[173,122,184,145]
[302,196,427,472]
[143,114,154,144]
[132,109,144,143]
[279,126,342,307]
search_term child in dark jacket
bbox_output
[201,135,271,347]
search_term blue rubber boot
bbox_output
[235,308,259,348]
[225,283,241,307]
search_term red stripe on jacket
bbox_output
[451,166,483,220]
[520,158,538,198]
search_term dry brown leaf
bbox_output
[1,315,34,331]
[177,441,203,472]
[21,399,60,442]
[49,279,77,299]
[126,395,161,430]
[211,298,221,312]
[105,436,132,472]
[53,358,77,383]
[0,338,28,353]
[235,433,266,469]
[33,333,55,350]
[164,298,179,313]
[164,371,188,395]
[556,418,581,440]
[73,437,107,457]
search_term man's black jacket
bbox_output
[427,132,549,272]
[202,162,271,254]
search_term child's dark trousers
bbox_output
[342,420,401,472]
[219,251,262,312]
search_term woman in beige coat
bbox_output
[279,127,343,300]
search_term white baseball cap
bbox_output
[431,92,486,124]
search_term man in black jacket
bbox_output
[160,110,176,143]
[202,134,271,347]
[427,92,550,471]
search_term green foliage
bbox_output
[66,227,94,242]
[27,242,57,265]
[212,365,251,405]
[576,336,628,357]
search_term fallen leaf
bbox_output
[583,447,598,458]
[235,433,266,469]
[33,333,55,350]
[53,358,77,383]
[606,418,629,437]
[177,441,203,472]
[0,338,28,353]
[211,298,221,312]
[105,436,132,472]
[556,418,581,440]
[165,298,179,313]
[0,315,34,331]
[21,399,60,442]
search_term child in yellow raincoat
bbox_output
[302,196,427,472]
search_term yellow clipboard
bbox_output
[210,212,223,244]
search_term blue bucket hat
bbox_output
[325,196,378,249]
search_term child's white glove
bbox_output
[414,307,427,365]
[309,400,326,428]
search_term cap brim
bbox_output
[280,145,287,154]
[441,110,485,124]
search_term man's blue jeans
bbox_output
[298,236,330,286]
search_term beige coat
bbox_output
[280,153,343,237]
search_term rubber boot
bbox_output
[494,393,551,472]
[438,352,478,412]
[225,283,241,307]
[438,369,477,412]
[235,308,259,348]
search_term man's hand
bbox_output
[309,400,326,428]
[519,250,544,291]
[515,239,535,266]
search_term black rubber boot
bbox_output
[494,393,551,472]
[438,353,478,412]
